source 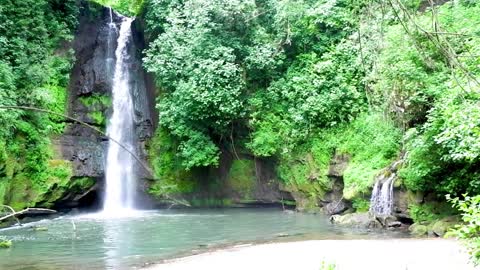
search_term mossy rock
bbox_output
[147,129,199,198]
[226,159,256,199]
[68,177,96,193]
[331,213,381,228]
[290,191,320,213]
[409,223,428,236]
[0,240,12,249]
[3,160,73,210]
[430,219,458,237]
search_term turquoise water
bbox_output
[0,209,407,269]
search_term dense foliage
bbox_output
[448,195,480,265]
[90,0,144,16]
[0,0,478,245]
[144,0,369,169]
[383,2,480,197]
[143,0,480,213]
[0,0,79,209]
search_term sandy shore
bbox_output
[147,239,477,270]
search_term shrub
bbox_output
[447,195,480,265]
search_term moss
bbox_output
[431,220,456,237]
[276,137,335,210]
[0,179,7,205]
[226,159,256,199]
[190,198,233,207]
[0,240,12,249]
[68,177,95,193]
[4,160,73,210]
[79,93,111,127]
[280,199,297,206]
[89,111,106,126]
[79,93,111,108]
[351,198,370,212]
[278,152,332,195]
[409,223,428,236]
[8,174,35,210]
[147,129,198,198]
[408,202,458,223]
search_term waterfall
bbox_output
[369,173,396,216]
[103,13,137,215]
[369,159,403,217]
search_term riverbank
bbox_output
[147,239,476,270]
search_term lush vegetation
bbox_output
[448,195,480,265]
[0,1,479,259]
[386,2,480,198]
[142,0,480,215]
[90,0,144,16]
[0,0,79,209]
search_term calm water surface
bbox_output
[0,208,407,269]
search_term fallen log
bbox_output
[0,205,57,224]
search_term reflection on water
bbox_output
[0,209,408,270]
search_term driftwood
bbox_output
[0,205,57,224]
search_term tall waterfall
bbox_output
[103,12,137,215]
[369,159,403,216]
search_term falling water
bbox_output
[106,8,116,79]
[103,13,137,215]
[369,159,403,216]
[369,173,396,216]
[109,7,113,24]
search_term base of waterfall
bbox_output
[147,239,475,270]
[75,208,144,219]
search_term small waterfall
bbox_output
[109,7,114,24]
[369,159,403,217]
[103,12,137,215]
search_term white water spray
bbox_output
[109,7,113,24]
[369,173,396,216]
[103,14,137,215]
[369,159,403,217]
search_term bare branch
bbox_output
[0,206,56,223]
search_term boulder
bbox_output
[409,223,428,236]
[430,219,457,237]
[330,213,382,228]
[325,200,349,215]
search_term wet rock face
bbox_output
[53,2,156,206]
[321,154,351,215]
[166,151,294,208]
[57,5,115,179]
[56,136,106,177]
